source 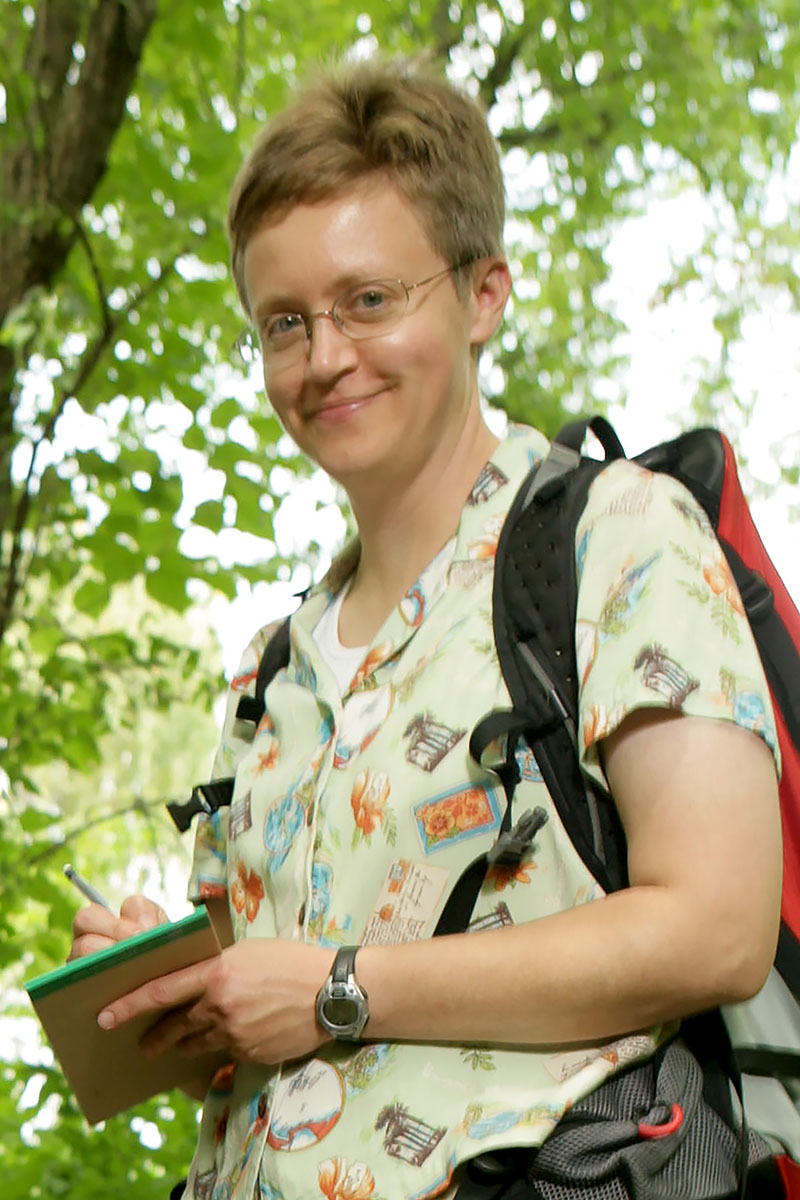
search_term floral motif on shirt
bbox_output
[486,859,537,891]
[231,860,264,923]
[467,514,505,562]
[254,742,279,773]
[349,644,394,693]
[582,701,628,750]
[231,663,258,693]
[672,542,744,639]
[351,770,396,847]
[317,1157,375,1200]
[413,784,502,854]
[460,1049,496,1072]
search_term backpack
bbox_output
[167,415,800,1195]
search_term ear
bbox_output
[468,257,512,348]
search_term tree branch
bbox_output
[0,0,158,327]
[26,794,182,866]
[73,216,113,337]
[0,249,184,646]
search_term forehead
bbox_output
[242,180,441,313]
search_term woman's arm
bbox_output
[358,709,781,1044]
[96,709,781,1063]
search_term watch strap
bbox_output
[330,945,359,983]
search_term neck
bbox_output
[337,409,499,646]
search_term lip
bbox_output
[307,389,386,421]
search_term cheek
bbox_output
[263,372,297,419]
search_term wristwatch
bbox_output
[315,945,370,1040]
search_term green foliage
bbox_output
[0,596,220,1197]
[1,0,799,1191]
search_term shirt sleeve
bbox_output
[187,619,285,905]
[574,459,780,789]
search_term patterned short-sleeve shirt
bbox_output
[184,424,778,1200]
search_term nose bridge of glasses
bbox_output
[305,305,346,341]
[303,305,358,370]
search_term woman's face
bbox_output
[241,180,501,496]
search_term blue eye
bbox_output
[355,288,388,310]
[265,313,305,341]
[340,280,405,325]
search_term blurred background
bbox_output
[1,2,798,1193]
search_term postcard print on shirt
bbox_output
[413,783,503,855]
[362,859,450,945]
[267,1060,345,1152]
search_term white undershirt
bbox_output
[312,585,368,694]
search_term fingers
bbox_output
[70,904,146,961]
[121,895,169,929]
[139,1004,221,1059]
[69,894,168,962]
[67,932,117,961]
[97,961,209,1033]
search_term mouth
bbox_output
[307,389,387,420]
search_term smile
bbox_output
[308,391,386,419]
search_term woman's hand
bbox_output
[68,894,168,961]
[95,937,334,1067]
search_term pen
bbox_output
[63,864,113,912]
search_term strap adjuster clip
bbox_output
[487,807,548,867]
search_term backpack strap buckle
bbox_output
[167,779,235,833]
[487,806,548,867]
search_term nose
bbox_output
[304,312,358,380]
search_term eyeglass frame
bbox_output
[232,258,478,368]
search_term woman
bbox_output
[71,57,781,1200]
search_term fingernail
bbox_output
[97,1010,115,1030]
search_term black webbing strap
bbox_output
[235,616,292,726]
[555,414,627,461]
[433,807,548,937]
[166,618,292,834]
[735,1045,800,1080]
[724,543,800,747]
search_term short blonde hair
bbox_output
[227,57,506,313]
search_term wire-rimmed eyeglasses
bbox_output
[233,259,475,370]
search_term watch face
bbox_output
[321,996,359,1027]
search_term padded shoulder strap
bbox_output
[486,435,628,893]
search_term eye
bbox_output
[342,280,404,324]
[353,287,389,311]
[263,313,305,342]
